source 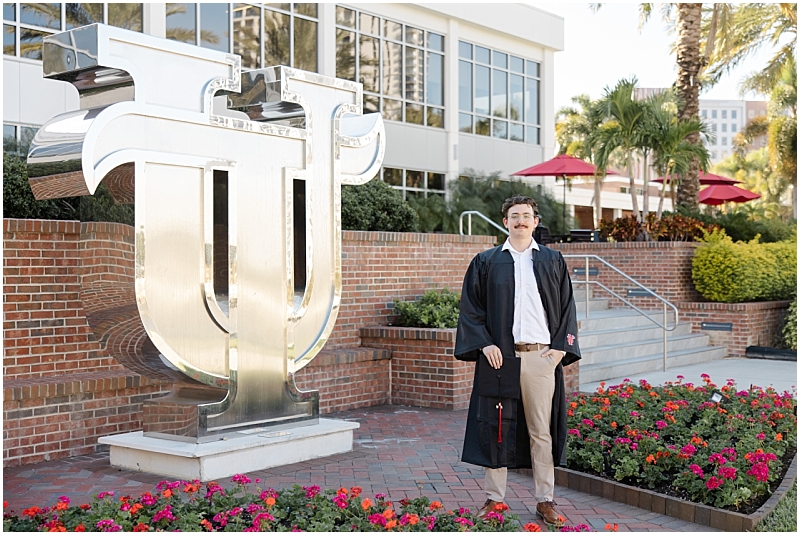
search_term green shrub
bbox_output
[782,299,797,350]
[342,177,419,232]
[598,213,717,242]
[686,210,796,244]
[692,230,797,303]
[406,194,447,233]
[393,288,460,329]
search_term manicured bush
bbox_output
[597,213,717,242]
[567,375,796,510]
[393,288,460,329]
[691,210,797,244]
[342,178,419,232]
[782,299,797,350]
[692,230,797,303]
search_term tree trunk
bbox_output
[675,3,703,212]
[627,155,640,220]
[593,175,602,228]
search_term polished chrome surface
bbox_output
[28,23,385,441]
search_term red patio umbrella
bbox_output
[699,184,760,206]
[512,154,617,230]
[653,171,741,185]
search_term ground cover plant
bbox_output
[566,374,797,512]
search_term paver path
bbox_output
[3,405,719,532]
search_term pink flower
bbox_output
[631,443,638,451]
[630,411,639,417]
[232,474,252,485]
[454,517,474,526]
[701,373,710,379]
[97,491,115,499]
[581,419,594,427]
[689,464,704,478]
[368,513,387,526]
[705,476,723,490]
[708,453,727,465]
[568,429,581,437]
[655,420,667,429]
[681,444,697,456]
[721,447,737,461]
[96,519,123,532]
[719,467,737,479]
[303,485,320,499]
[756,432,766,440]
[485,511,505,523]
[747,463,770,482]
[153,504,175,523]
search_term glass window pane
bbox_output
[108,4,142,32]
[266,3,289,11]
[475,117,490,136]
[492,119,507,139]
[458,41,471,60]
[525,77,539,125]
[233,3,260,69]
[510,56,523,73]
[293,3,316,17]
[458,113,472,133]
[492,69,506,118]
[20,27,49,59]
[20,126,37,145]
[335,29,355,81]
[166,3,196,44]
[406,170,423,188]
[510,123,523,141]
[406,190,422,200]
[3,124,16,140]
[426,52,443,106]
[526,126,539,145]
[382,98,401,121]
[201,3,230,52]
[383,19,401,41]
[4,3,15,21]
[336,6,354,28]
[359,34,379,93]
[509,74,523,122]
[363,94,379,114]
[21,3,60,29]
[406,103,423,125]
[526,60,539,77]
[492,51,507,69]
[294,17,316,71]
[427,32,443,52]
[66,3,103,30]
[382,40,402,98]
[263,9,289,67]
[383,167,402,186]
[458,60,472,112]
[405,26,423,46]
[405,46,424,102]
[426,107,443,128]
[4,23,15,55]
[360,12,378,35]
[475,45,489,64]
[428,172,444,190]
[475,65,489,115]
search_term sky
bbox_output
[528,3,775,113]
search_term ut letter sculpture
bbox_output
[28,24,385,445]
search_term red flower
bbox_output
[493,502,509,512]
[79,504,91,510]
[74,524,86,532]
[523,522,542,532]
[133,523,149,532]
[605,523,619,532]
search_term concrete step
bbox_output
[580,333,713,366]
[572,287,595,300]
[579,346,728,383]
[575,298,610,313]
[579,322,693,349]
[577,309,675,333]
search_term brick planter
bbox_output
[553,453,797,530]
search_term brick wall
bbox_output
[678,301,792,357]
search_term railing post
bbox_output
[468,213,472,236]
[663,301,668,372]
[459,215,463,235]
[585,257,590,318]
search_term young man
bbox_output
[454,195,580,527]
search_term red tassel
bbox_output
[497,402,503,443]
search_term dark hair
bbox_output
[501,195,539,218]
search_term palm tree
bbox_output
[715,149,792,220]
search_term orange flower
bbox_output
[557,515,566,523]
[523,522,542,532]
[48,524,67,532]
[430,501,443,510]
[200,519,213,531]
[604,523,619,532]
[74,524,86,532]
[338,487,348,496]
[350,486,363,497]
[646,454,656,464]
[361,498,373,510]
[54,501,69,511]
[130,503,143,515]
[611,421,617,429]
[407,514,419,525]
[265,497,276,507]
[385,519,398,530]
[649,391,659,397]
[776,433,783,441]
[382,508,396,520]
[494,502,509,512]
[593,414,603,420]
[570,402,578,409]
[184,483,200,493]
[162,489,173,499]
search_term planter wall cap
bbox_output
[343,229,495,245]
[745,346,797,362]
[360,326,456,341]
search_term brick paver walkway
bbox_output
[3,405,718,532]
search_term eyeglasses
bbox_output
[508,214,538,221]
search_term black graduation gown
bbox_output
[454,243,581,469]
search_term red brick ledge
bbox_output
[4,370,165,402]
[4,218,81,233]
[551,453,797,531]
[360,326,456,342]
[677,300,793,311]
[552,241,700,250]
[308,347,390,367]
[343,230,495,245]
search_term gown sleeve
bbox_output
[549,252,581,366]
[454,254,495,362]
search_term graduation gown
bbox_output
[454,243,581,469]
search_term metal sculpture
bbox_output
[27,24,385,442]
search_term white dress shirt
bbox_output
[502,238,550,345]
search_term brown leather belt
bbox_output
[514,342,547,352]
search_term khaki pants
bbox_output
[485,346,560,503]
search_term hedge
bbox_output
[692,230,797,303]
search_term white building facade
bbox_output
[3,3,564,202]
[699,99,747,163]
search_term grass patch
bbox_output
[752,481,797,532]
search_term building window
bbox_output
[382,167,445,199]
[712,123,717,132]
[749,109,755,118]
[335,5,444,128]
[711,110,717,119]
[721,123,727,132]
[4,3,143,60]
[721,110,727,119]
[731,110,737,119]
[711,151,717,159]
[166,3,230,53]
[3,122,38,152]
[722,136,727,146]
[701,109,707,118]
[458,40,539,144]
[232,3,317,71]
[731,123,737,133]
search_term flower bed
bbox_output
[566,374,797,512]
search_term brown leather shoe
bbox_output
[536,500,564,527]
[477,499,506,519]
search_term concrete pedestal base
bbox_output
[98,418,359,481]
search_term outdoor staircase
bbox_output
[573,286,727,388]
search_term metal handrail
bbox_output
[459,210,509,236]
[563,254,679,372]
